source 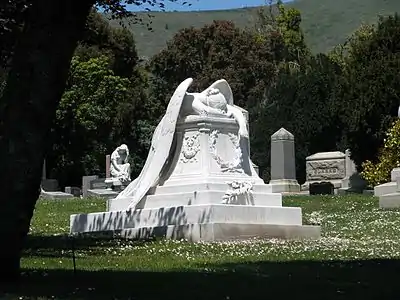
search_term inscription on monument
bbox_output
[306,160,345,181]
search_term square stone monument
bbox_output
[302,151,346,193]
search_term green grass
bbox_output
[107,0,400,57]
[4,195,400,299]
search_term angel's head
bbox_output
[206,88,220,96]
[117,144,129,161]
[203,88,228,112]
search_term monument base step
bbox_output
[269,179,300,193]
[379,192,400,209]
[118,223,320,242]
[374,182,397,197]
[70,204,320,241]
[108,190,282,211]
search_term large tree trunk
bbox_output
[0,0,94,283]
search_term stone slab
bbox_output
[87,189,118,200]
[119,223,321,242]
[70,204,304,234]
[108,190,282,211]
[379,192,400,209]
[82,175,98,198]
[40,191,73,200]
[374,182,397,197]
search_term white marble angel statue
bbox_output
[117,78,253,209]
[110,144,131,183]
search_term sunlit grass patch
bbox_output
[15,194,400,299]
[25,194,400,271]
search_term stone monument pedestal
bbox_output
[301,151,346,194]
[71,115,320,241]
[374,167,400,197]
[379,176,400,209]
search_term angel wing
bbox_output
[116,78,194,210]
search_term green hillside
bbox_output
[107,0,400,58]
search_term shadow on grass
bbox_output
[3,258,399,299]
[22,234,152,258]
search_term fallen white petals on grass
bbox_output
[27,196,400,267]
[106,198,400,262]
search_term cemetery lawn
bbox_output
[6,195,400,299]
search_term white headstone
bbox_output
[391,168,400,182]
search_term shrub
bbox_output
[361,119,400,186]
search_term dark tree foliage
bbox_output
[337,14,400,167]
[76,9,139,78]
[252,54,343,183]
[0,0,28,97]
[149,20,287,114]
[0,0,28,68]
[46,10,154,189]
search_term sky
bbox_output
[126,0,293,12]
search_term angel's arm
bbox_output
[192,96,226,116]
[111,154,121,172]
[226,105,248,138]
